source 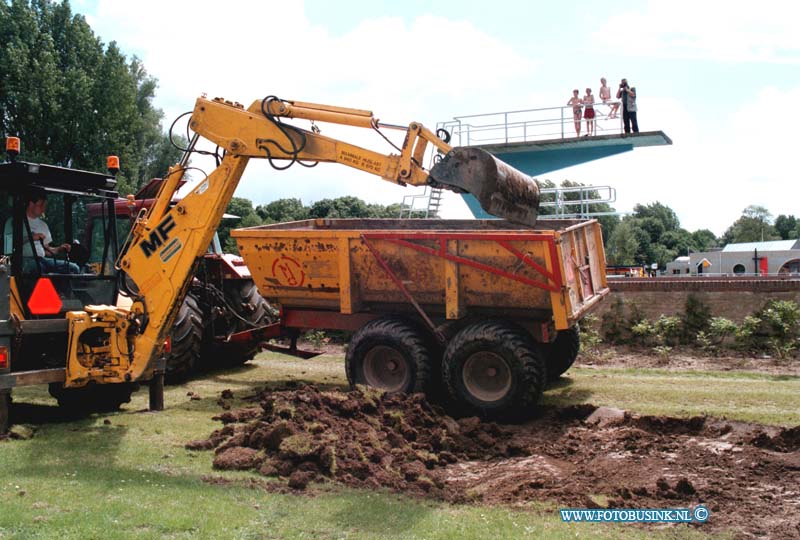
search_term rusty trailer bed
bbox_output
[232,218,608,331]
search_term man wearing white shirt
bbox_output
[24,189,79,273]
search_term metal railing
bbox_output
[437,102,624,147]
[399,185,443,218]
[539,185,618,218]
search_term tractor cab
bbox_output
[0,158,120,325]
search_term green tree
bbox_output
[0,0,180,194]
[775,215,798,240]
[256,198,309,223]
[606,220,640,265]
[637,216,666,243]
[661,229,693,257]
[632,201,680,232]
[219,197,262,253]
[366,202,403,218]
[309,196,374,218]
[691,229,718,251]
[721,205,779,245]
[604,201,690,269]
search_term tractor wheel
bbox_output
[0,391,10,434]
[48,382,135,414]
[442,320,546,420]
[165,292,203,383]
[346,318,433,395]
[222,280,276,365]
[543,327,581,382]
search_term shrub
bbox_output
[600,297,628,344]
[631,319,655,347]
[652,345,673,363]
[654,315,682,346]
[758,300,800,341]
[735,315,762,353]
[753,300,800,359]
[303,330,329,348]
[682,295,712,344]
[579,314,604,358]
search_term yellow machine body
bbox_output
[62,95,542,387]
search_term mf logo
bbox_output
[140,215,177,258]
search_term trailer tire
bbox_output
[222,280,276,366]
[0,391,10,434]
[48,382,135,414]
[442,321,546,420]
[346,318,433,395]
[543,327,581,382]
[165,292,203,383]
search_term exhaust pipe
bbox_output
[429,147,540,227]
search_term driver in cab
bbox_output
[24,188,79,274]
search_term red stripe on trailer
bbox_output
[361,232,563,293]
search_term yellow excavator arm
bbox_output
[64,95,541,387]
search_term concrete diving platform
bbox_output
[433,105,672,219]
[481,131,672,175]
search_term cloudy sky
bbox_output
[75,0,799,235]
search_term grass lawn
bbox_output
[2,351,793,539]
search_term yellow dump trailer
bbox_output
[233,218,608,418]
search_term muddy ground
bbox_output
[189,384,800,540]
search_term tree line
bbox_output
[604,203,798,268]
[217,196,403,253]
[0,0,182,195]
[536,179,798,268]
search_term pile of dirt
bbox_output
[189,386,800,538]
[187,384,514,496]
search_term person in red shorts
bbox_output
[583,88,596,136]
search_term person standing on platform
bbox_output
[599,77,619,119]
[583,88,596,136]
[567,89,583,137]
[616,78,639,134]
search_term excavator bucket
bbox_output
[429,147,540,227]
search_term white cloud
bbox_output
[594,0,800,64]
[87,1,538,211]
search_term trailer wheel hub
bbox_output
[363,346,410,393]
[463,351,512,403]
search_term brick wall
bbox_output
[595,277,800,322]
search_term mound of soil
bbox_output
[189,385,800,538]
[187,384,513,497]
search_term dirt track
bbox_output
[189,384,800,539]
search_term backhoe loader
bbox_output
[0,95,544,429]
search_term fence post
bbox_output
[560,108,565,139]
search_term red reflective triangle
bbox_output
[27,278,63,315]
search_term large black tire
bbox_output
[346,318,434,395]
[442,320,546,420]
[48,382,135,414]
[0,391,10,434]
[543,327,581,382]
[221,280,276,365]
[165,292,203,383]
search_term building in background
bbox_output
[665,240,800,276]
